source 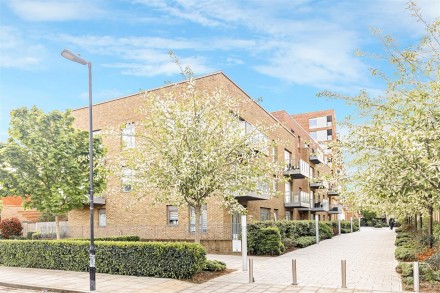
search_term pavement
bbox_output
[0,227,405,293]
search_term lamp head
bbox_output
[61,49,88,65]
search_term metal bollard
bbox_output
[291,259,298,285]
[341,260,347,288]
[414,262,419,292]
[249,258,254,283]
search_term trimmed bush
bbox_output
[293,236,316,248]
[0,218,23,239]
[318,223,333,240]
[249,226,284,255]
[395,246,417,261]
[0,240,206,279]
[395,237,411,247]
[396,232,411,239]
[70,236,140,242]
[204,260,226,271]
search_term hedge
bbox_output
[248,226,284,255]
[69,236,140,242]
[293,236,316,248]
[0,240,206,279]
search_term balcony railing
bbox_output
[310,180,328,189]
[284,191,310,208]
[309,153,325,164]
[328,204,343,214]
[311,200,329,212]
[84,197,106,206]
[327,189,340,196]
[284,160,310,179]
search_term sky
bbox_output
[0,0,439,142]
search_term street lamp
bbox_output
[61,49,96,291]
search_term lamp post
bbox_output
[61,49,96,291]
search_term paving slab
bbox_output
[0,227,405,292]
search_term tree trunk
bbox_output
[194,205,201,244]
[55,215,61,240]
[414,214,418,231]
[428,205,433,248]
[419,214,423,231]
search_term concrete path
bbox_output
[207,227,401,291]
[0,227,403,292]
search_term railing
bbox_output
[285,191,310,207]
[328,204,343,214]
[312,200,329,211]
[22,221,69,238]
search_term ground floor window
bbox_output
[274,209,279,221]
[98,209,106,227]
[189,205,207,232]
[286,210,292,220]
[167,205,178,225]
[260,208,270,221]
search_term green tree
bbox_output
[319,2,440,246]
[113,67,283,243]
[0,107,107,239]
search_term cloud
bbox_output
[0,26,46,69]
[6,0,104,21]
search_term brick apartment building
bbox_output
[0,197,41,223]
[68,72,342,252]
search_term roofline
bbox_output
[72,71,297,140]
[272,109,325,151]
[72,71,226,112]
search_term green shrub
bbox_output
[249,226,284,255]
[318,223,333,240]
[341,228,351,234]
[374,223,382,228]
[204,260,226,272]
[31,232,42,240]
[293,236,316,248]
[395,237,411,247]
[0,218,23,239]
[69,236,140,242]
[426,252,440,270]
[396,232,411,239]
[282,238,295,249]
[395,246,417,261]
[0,240,206,279]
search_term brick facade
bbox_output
[68,72,342,252]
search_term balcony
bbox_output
[309,153,325,164]
[234,191,269,201]
[311,200,329,212]
[328,204,343,214]
[284,191,310,208]
[327,189,340,196]
[84,197,106,206]
[310,181,324,189]
[284,167,307,178]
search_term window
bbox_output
[232,213,241,238]
[122,122,135,148]
[327,115,332,127]
[309,118,317,129]
[260,208,270,221]
[167,206,178,225]
[309,116,327,129]
[98,209,106,227]
[284,149,292,169]
[189,205,207,232]
[298,136,301,151]
[274,209,279,221]
[327,129,333,140]
[286,211,292,221]
[121,167,134,192]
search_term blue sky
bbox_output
[1,0,439,142]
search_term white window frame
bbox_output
[122,122,135,148]
[121,167,134,192]
[98,209,106,227]
[167,205,179,225]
